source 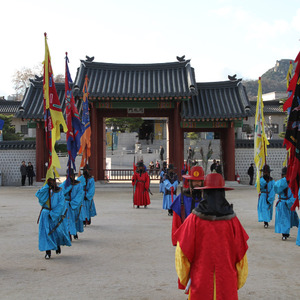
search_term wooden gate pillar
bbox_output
[221,124,236,181]
[36,122,46,182]
[168,102,184,179]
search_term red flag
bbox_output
[283,52,300,210]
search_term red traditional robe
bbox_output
[175,211,249,300]
[132,171,151,206]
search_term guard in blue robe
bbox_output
[77,164,97,225]
[274,167,299,240]
[36,178,71,259]
[256,165,275,228]
[159,162,167,193]
[162,164,179,216]
[60,169,84,240]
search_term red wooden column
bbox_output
[36,122,46,182]
[90,104,100,181]
[98,110,106,181]
[221,123,236,181]
[168,102,184,179]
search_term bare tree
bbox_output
[12,64,42,98]
[11,64,64,99]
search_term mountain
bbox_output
[242,59,295,101]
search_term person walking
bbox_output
[247,163,254,185]
[170,165,205,291]
[162,164,179,216]
[20,161,27,186]
[60,168,85,240]
[77,164,97,226]
[174,173,249,299]
[159,161,167,193]
[171,165,205,246]
[132,161,151,208]
[274,167,299,240]
[26,162,35,186]
[256,164,275,228]
[36,177,71,259]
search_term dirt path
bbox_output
[0,183,299,299]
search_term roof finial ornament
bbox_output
[228,74,237,81]
[85,55,94,62]
[176,55,185,62]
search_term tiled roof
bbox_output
[181,80,252,121]
[73,60,197,99]
[15,80,82,120]
[0,141,36,150]
[0,100,22,115]
[249,100,284,115]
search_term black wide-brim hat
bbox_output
[80,164,92,171]
[137,161,144,167]
[260,164,272,172]
[66,168,78,176]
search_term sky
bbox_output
[1,0,300,98]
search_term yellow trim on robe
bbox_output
[236,253,248,289]
[175,242,190,287]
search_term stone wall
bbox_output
[0,150,36,186]
[235,148,287,184]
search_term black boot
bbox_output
[264,222,269,228]
[74,234,78,240]
[56,246,61,254]
[45,250,51,259]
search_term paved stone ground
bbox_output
[0,182,299,300]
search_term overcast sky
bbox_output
[1,0,299,98]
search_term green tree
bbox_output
[0,114,23,141]
[105,117,144,132]
[187,132,199,140]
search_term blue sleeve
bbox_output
[77,175,86,187]
[260,177,267,190]
[35,184,50,206]
[70,184,84,209]
[49,191,65,222]
[268,180,275,203]
[86,178,95,200]
[274,178,288,194]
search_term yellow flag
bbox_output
[254,78,269,192]
[43,33,68,183]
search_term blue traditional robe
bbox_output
[77,175,97,221]
[159,169,167,193]
[256,177,275,223]
[162,175,179,210]
[36,184,71,251]
[60,180,84,235]
[274,177,299,235]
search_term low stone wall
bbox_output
[0,149,36,186]
[235,148,286,184]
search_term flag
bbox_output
[78,75,92,175]
[286,61,293,89]
[65,52,84,184]
[0,118,4,130]
[43,33,68,183]
[283,52,300,112]
[254,77,269,192]
[283,55,300,210]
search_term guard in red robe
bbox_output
[132,161,151,208]
[175,173,249,300]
